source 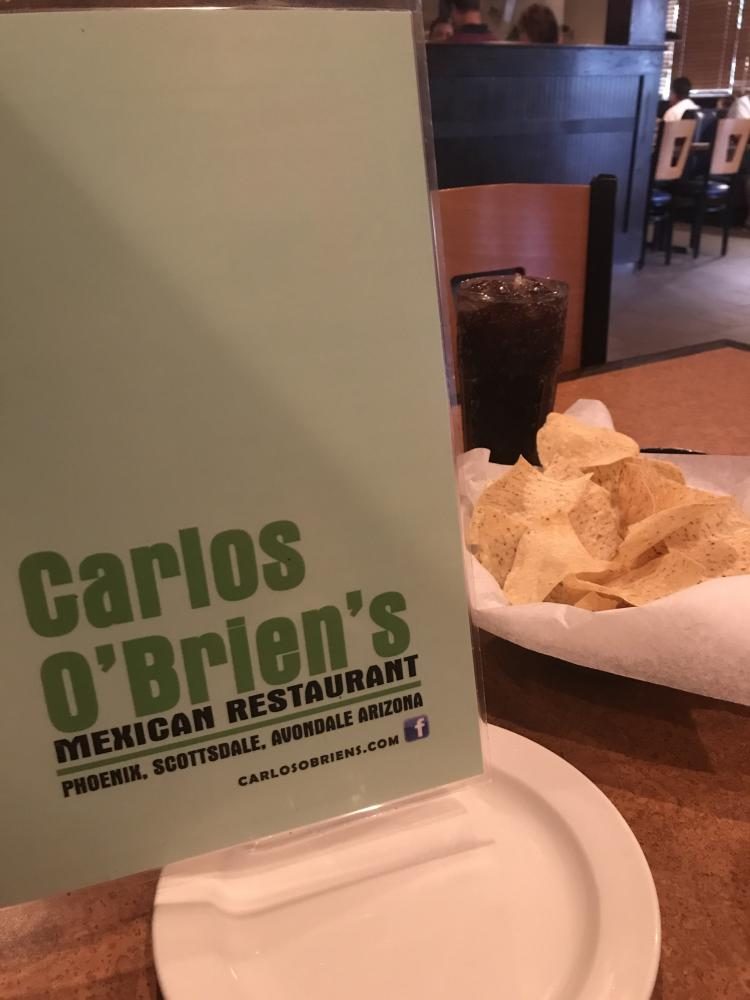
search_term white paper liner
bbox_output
[459,400,750,705]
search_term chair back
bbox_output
[654,119,696,181]
[436,178,615,374]
[684,108,723,143]
[709,118,750,176]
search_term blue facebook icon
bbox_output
[404,716,430,742]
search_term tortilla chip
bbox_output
[666,535,739,577]
[569,480,621,560]
[615,458,719,529]
[727,529,750,573]
[469,507,526,587]
[617,497,730,567]
[469,411,750,610]
[641,457,685,484]
[573,592,620,611]
[569,550,707,606]
[667,513,750,576]
[503,514,609,605]
[544,456,585,481]
[475,457,591,521]
[546,581,582,604]
[615,461,657,526]
[666,499,750,543]
[642,466,720,512]
[590,460,626,495]
[538,413,639,470]
[469,460,594,586]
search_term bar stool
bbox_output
[675,117,750,257]
[639,118,696,267]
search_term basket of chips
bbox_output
[460,401,750,704]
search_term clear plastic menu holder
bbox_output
[152,752,505,997]
[154,788,495,917]
[141,0,492,949]
[151,0,497,977]
[152,722,524,1000]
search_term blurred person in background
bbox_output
[428,17,454,40]
[446,0,498,42]
[729,90,750,118]
[561,23,575,43]
[728,91,750,228]
[663,77,699,121]
[516,4,559,43]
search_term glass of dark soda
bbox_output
[456,274,568,465]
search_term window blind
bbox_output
[734,1,750,90]
[673,0,739,90]
[660,0,681,97]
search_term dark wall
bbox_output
[606,0,668,45]
[427,43,664,265]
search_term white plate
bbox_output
[153,725,660,1000]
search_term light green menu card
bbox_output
[0,5,483,904]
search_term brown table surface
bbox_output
[556,341,750,455]
[2,341,750,999]
[483,637,750,1000]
